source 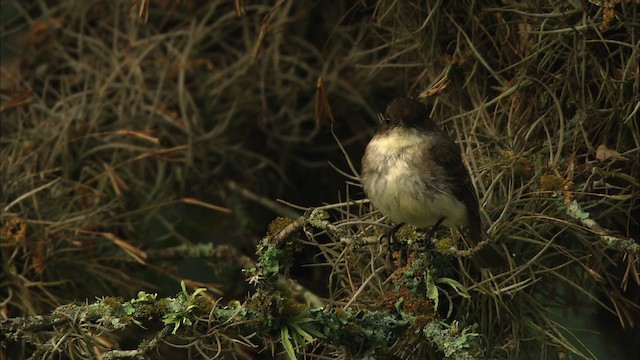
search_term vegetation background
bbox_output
[1,0,638,359]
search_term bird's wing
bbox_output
[425,134,481,242]
[426,134,509,268]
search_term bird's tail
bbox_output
[469,224,509,269]
[472,240,509,269]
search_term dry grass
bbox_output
[1,0,638,359]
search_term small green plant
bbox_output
[162,281,207,334]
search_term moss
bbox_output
[193,296,214,315]
[101,297,124,311]
[395,225,422,247]
[434,236,456,255]
[246,290,285,329]
[0,218,27,246]
[280,297,308,319]
[539,174,566,192]
[502,151,535,180]
[267,217,296,238]
[155,298,170,314]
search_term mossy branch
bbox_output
[2,209,486,359]
[562,198,639,256]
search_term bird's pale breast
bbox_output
[361,127,468,228]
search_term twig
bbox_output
[563,199,639,256]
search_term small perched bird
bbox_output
[361,97,508,268]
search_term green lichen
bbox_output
[308,307,412,357]
[214,300,248,324]
[258,244,286,279]
[423,321,481,360]
[307,209,330,227]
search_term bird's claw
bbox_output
[379,223,405,252]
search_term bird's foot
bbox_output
[380,223,405,252]
[415,217,445,252]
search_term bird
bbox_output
[360,97,508,268]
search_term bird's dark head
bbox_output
[382,97,435,131]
